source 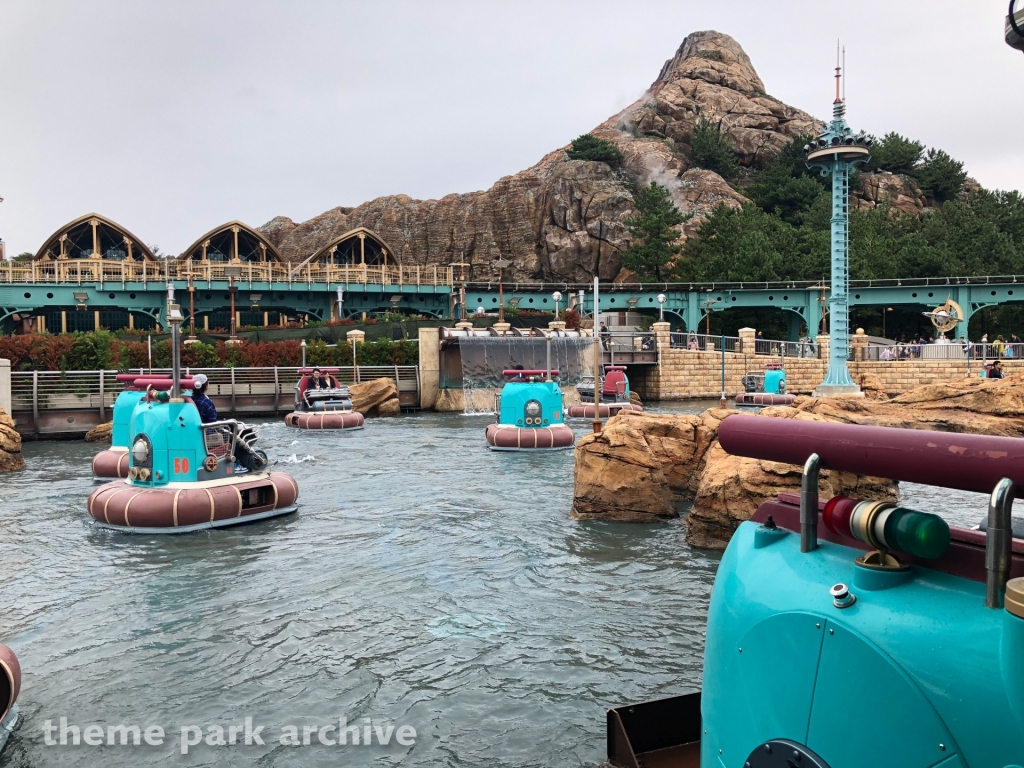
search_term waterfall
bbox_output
[457,336,593,414]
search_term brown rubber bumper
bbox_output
[92,448,130,479]
[567,403,644,418]
[87,472,300,531]
[485,423,575,450]
[284,411,365,430]
[0,644,20,723]
[734,393,796,406]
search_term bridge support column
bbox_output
[787,312,803,342]
[685,292,701,333]
[61,311,67,334]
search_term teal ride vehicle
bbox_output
[606,416,1024,768]
[87,376,299,532]
[485,369,575,451]
[736,361,795,407]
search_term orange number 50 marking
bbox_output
[174,458,190,474]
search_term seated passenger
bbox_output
[191,373,219,424]
[309,368,331,390]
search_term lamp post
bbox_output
[657,293,666,321]
[552,291,562,321]
[185,270,198,344]
[336,286,344,321]
[224,265,242,345]
[300,339,306,368]
[495,258,512,323]
[806,53,871,396]
[450,261,469,322]
[166,283,184,402]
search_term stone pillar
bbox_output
[548,321,566,331]
[454,321,474,331]
[418,326,439,410]
[0,358,10,416]
[346,329,366,345]
[493,322,511,335]
[652,321,671,350]
[816,334,830,361]
[851,328,868,362]
[738,327,756,355]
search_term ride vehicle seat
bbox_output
[603,368,627,399]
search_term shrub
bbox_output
[866,132,923,175]
[566,134,624,167]
[690,118,741,179]
[912,148,967,203]
[560,309,581,330]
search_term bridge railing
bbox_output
[669,333,740,352]
[466,275,1024,291]
[0,260,454,287]
[11,365,420,433]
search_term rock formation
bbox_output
[85,422,113,443]
[260,31,820,283]
[853,171,927,216]
[573,373,1024,549]
[0,409,25,472]
[349,378,401,417]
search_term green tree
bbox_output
[620,182,690,280]
[566,134,624,167]
[748,137,827,223]
[12,252,34,263]
[912,148,968,203]
[690,118,741,179]
[866,133,923,174]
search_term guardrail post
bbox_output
[800,453,821,553]
[99,370,105,422]
[32,370,39,435]
[274,366,280,413]
[231,367,236,416]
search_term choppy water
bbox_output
[0,403,720,768]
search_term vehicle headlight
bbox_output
[525,400,541,418]
[132,438,149,464]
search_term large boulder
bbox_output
[85,422,113,443]
[571,373,1024,549]
[0,409,25,472]
[349,378,401,417]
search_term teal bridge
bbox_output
[1,274,1021,338]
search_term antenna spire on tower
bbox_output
[834,40,842,104]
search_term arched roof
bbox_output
[177,221,283,263]
[290,227,398,273]
[34,213,156,262]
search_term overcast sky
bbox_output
[1,0,1021,257]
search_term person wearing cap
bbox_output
[191,373,219,423]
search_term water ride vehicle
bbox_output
[87,294,299,532]
[568,365,643,418]
[92,373,193,480]
[284,367,364,430]
[735,361,795,407]
[1008,0,1024,51]
[0,644,20,754]
[485,369,575,451]
[606,416,1024,767]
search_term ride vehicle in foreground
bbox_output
[606,416,1024,767]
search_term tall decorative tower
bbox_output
[806,54,871,397]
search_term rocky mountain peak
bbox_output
[653,30,765,96]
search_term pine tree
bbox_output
[620,182,690,280]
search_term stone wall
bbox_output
[642,323,1021,400]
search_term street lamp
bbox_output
[336,286,344,321]
[301,339,307,368]
[184,270,198,343]
[166,283,184,402]
[657,293,666,321]
[224,266,243,344]
[552,291,562,320]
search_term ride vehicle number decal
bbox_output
[173,457,191,475]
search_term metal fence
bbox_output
[11,366,420,428]
[669,333,741,353]
[0,259,454,287]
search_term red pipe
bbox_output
[133,377,195,391]
[717,415,1024,496]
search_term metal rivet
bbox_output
[815,623,820,629]
[829,629,834,635]
[738,648,742,653]
[939,744,945,751]
[719,749,723,754]
[765,744,772,754]
[793,751,802,760]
